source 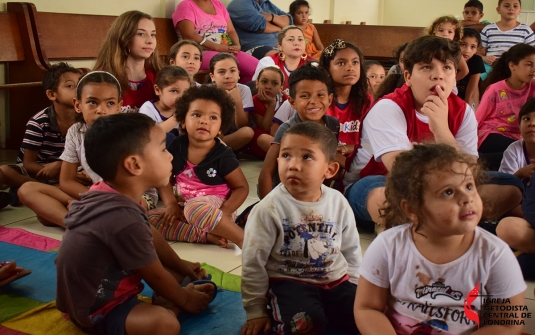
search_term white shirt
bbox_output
[272,100,296,124]
[499,139,528,175]
[60,123,101,183]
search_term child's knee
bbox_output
[183,201,220,227]
[146,308,180,335]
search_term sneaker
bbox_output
[0,192,11,210]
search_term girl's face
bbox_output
[155,79,191,111]
[128,18,157,60]
[210,58,240,90]
[279,29,305,59]
[366,64,386,95]
[182,99,222,142]
[74,83,122,126]
[434,22,456,41]
[414,162,482,237]
[510,54,535,83]
[520,111,535,144]
[171,44,202,79]
[256,70,283,97]
[292,6,309,26]
[328,48,361,87]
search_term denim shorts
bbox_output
[72,296,142,335]
[344,175,387,223]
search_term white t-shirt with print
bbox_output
[499,139,528,175]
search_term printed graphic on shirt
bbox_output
[279,213,340,278]
[341,120,360,134]
[290,312,314,334]
[197,24,232,45]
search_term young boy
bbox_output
[462,0,490,26]
[241,122,361,335]
[257,62,339,199]
[343,35,523,232]
[0,62,81,209]
[457,27,486,109]
[479,0,535,80]
[56,113,214,335]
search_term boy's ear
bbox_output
[324,161,339,180]
[46,89,56,101]
[122,154,143,177]
[327,93,334,106]
[288,96,296,109]
[400,199,418,223]
[479,12,484,19]
[404,70,412,87]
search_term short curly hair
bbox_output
[42,62,82,92]
[288,61,333,99]
[175,85,235,134]
[380,143,485,231]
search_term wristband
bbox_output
[270,13,275,24]
[199,36,207,45]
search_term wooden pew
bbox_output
[315,24,424,65]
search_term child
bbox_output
[0,62,81,209]
[242,122,361,335]
[139,65,191,143]
[147,85,248,248]
[94,11,162,112]
[387,43,408,75]
[209,53,255,151]
[253,26,314,95]
[427,15,470,81]
[168,40,203,86]
[462,0,490,26]
[249,66,288,156]
[354,143,526,335]
[479,0,535,80]
[364,60,386,99]
[477,43,535,171]
[343,35,522,234]
[56,113,215,334]
[319,39,372,169]
[258,62,339,199]
[499,97,535,180]
[289,0,324,60]
[457,27,486,109]
[19,72,156,227]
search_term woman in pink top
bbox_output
[476,43,535,170]
[173,0,259,83]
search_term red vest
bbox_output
[270,54,314,92]
[352,84,467,178]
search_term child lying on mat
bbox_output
[56,113,215,335]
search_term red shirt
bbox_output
[122,70,156,112]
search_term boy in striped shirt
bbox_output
[0,62,81,209]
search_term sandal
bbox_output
[181,275,218,302]
[0,261,31,287]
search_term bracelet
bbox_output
[270,13,275,24]
[199,36,207,45]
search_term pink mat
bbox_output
[0,226,60,251]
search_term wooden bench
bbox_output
[315,24,424,65]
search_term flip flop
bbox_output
[181,275,218,302]
[0,262,31,287]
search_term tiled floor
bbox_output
[1,149,534,333]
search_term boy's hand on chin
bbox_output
[421,84,449,135]
[241,317,271,335]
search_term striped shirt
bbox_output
[481,23,535,58]
[17,106,66,164]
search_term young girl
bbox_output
[427,15,469,81]
[364,60,386,98]
[387,42,408,75]
[319,39,372,169]
[248,66,287,156]
[94,11,162,113]
[477,43,535,170]
[252,25,314,95]
[289,0,324,60]
[168,40,203,86]
[209,53,255,151]
[139,66,191,143]
[147,85,248,248]
[354,143,526,335]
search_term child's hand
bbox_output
[158,204,185,231]
[179,260,207,280]
[241,317,271,335]
[482,55,496,65]
[76,170,93,186]
[258,88,276,108]
[516,161,535,179]
[181,283,212,313]
[227,86,243,106]
[421,85,449,135]
[36,161,62,180]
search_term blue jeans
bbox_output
[344,175,387,223]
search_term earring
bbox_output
[301,53,308,60]
[279,51,286,62]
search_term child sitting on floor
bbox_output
[147,85,248,248]
[168,40,203,86]
[457,27,486,109]
[354,143,526,335]
[242,122,361,335]
[0,62,81,209]
[56,113,215,335]
[258,62,339,199]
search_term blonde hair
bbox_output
[427,15,463,42]
[93,11,162,94]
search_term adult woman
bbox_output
[173,0,258,83]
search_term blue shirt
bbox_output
[227,0,292,51]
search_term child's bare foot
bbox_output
[207,233,228,248]
[0,261,31,286]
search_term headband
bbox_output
[76,70,122,97]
